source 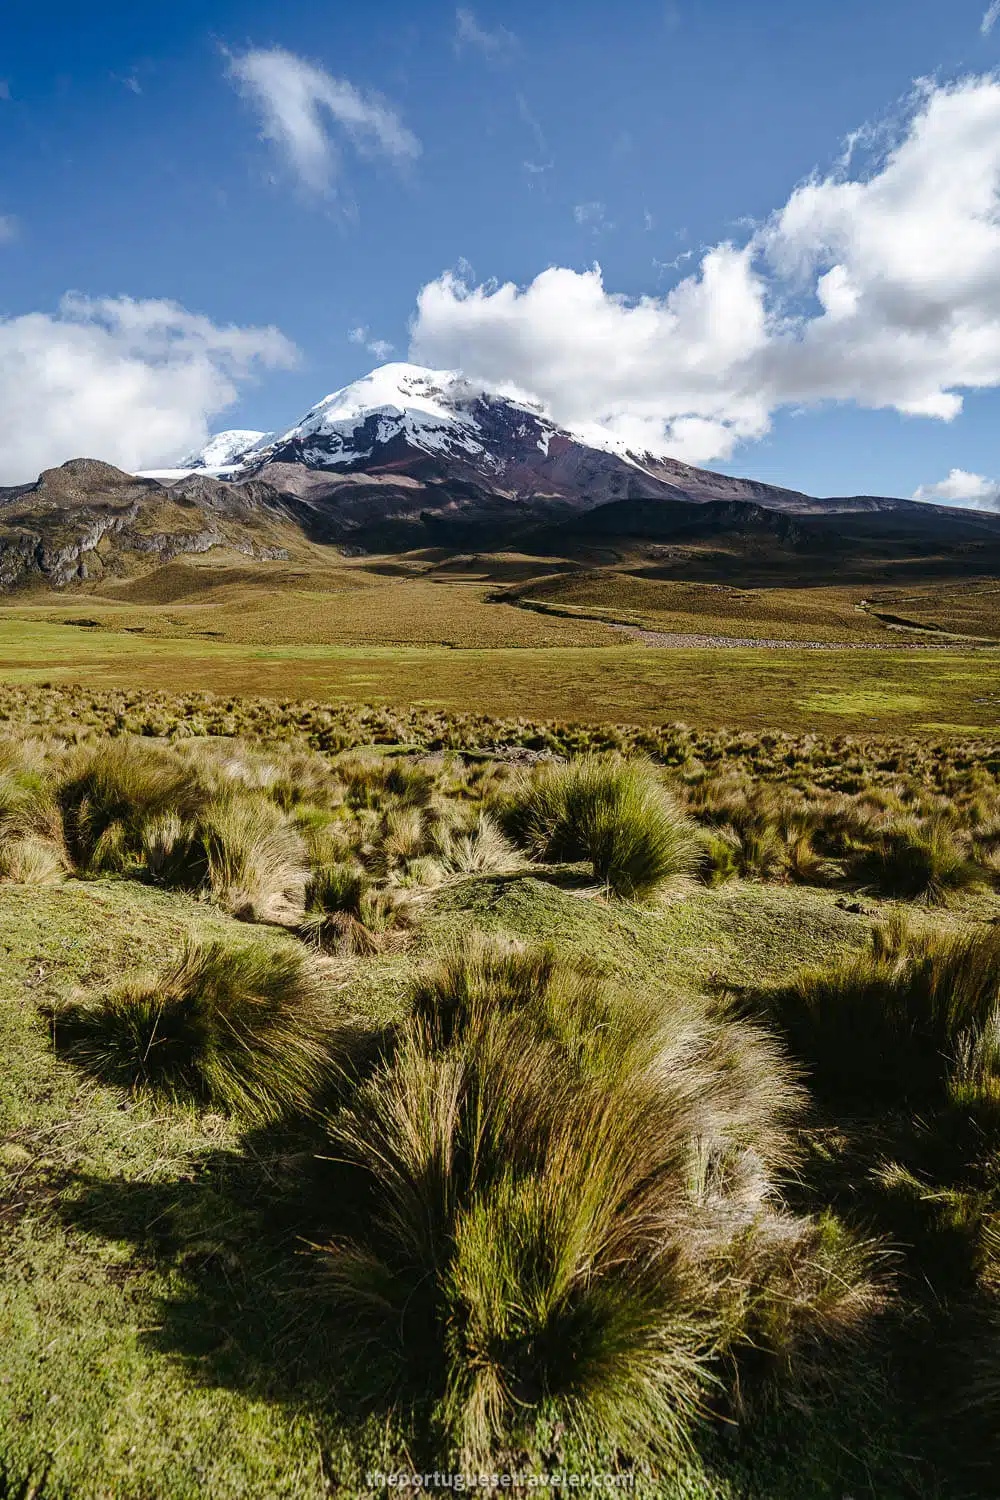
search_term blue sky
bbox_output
[3,0,1000,504]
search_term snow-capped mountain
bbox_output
[178,363,921,521]
[181,429,274,471]
[184,364,567,476]
[5,363,999,590]
[178,362,742,521]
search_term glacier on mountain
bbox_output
[175,362,649,477]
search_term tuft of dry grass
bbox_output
[46,936,343,1122]
[318,932,879,1463]
[500,755,700,901]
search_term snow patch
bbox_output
[181,429,274,470]
[174,360,663,480]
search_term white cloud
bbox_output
[348,325,395,361]
[983,2,1000,36]
[0,215,18,244]
[410,75,1000,464]
[913,468,1000,510]
[228,47,420,198]
[454,9,518,61]
[0,295,298,484]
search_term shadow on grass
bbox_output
[48,1120,972,1500]
[52,1114,442,1470]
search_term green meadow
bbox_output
[0,615,995,734]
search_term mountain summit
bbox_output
[177,362,930,523]
[4,362,998,592]
[184,363,600,475]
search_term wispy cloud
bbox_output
[111,72,143,95]
[0,215,19,245]
[573,201,613,233]
[228,47,420,198]
[983,2,1000,35]
[454,8,518,61]
[349,325,395,361]
[0,81,10,102]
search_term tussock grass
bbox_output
[433,812,520,877]
[850,815,984,904]
[757,917,1000,1104]
[501,755,699,901]
[58,737,204,875]
[0,834,66,884]
[198,794,307,918]
[140,809,208,890]
[0,767,64,848]
[47,937,340,1122]
[300,861,411,955]
[320,932,878,1463]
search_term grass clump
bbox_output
[300,861,411,955]
[319,932,879,1464]
[757,916,1000,1106]
[850,815,984,904]
[58,736,203,875]
[47,937,337,1122]
[500,754,698,901]
[198,794,307,919]
[0,834,66,884]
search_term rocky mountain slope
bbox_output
[181,362,917,519]
[0,460,295,589]
[3,363,999,590]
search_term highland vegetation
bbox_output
[0,366,998,1497]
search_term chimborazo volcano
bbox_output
[1,362,999,588]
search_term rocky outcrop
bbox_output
[0,459,292,589]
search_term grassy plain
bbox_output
[0,615,994,735]
[0,543,998,1495]
[0,550,991,736]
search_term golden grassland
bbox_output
[497,568,893,642]
[864,579,1000,638]
[0,551,995,736]
[0,613,995,733]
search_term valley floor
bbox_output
[0,613,995,735]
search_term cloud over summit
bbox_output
[412,75,1000,464]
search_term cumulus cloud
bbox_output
[913,468,1000,511]
[454,9,518,61]
[410,74,1000,464]
[983,3,1000,36]
[0,295,298,484]
[229,47,420,197]
[348,324,395,360]
[412,250,774,463]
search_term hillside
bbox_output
[0,364,995,633]
[0,460,300,589]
